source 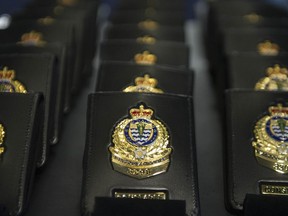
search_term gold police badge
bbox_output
[255,65,288,91]
[0,67,27,93]
[0,124,5,156]
[123,74,163,93]
[109,103,172,179]
[252,104,288,174]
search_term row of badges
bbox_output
[206,0,288,213]
[0,0,99,164]
[100,1,187,180]
[81,2,200,216]
[0,0,99,215]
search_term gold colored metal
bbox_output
[0,124,5,156]
[123,74,163,93]
[258,40,279,56]
[0,67,27,93]
[243,13,262,23]
[134,51,157,65]
[138,20,159,30]
[136,36,156,45]
[255,65,288,91]
[17,31,46,47]
[37,16,55,25]
[109,103,172,179]
[261,184,288,196]
[114,191,167,200]
[252,104,288,174]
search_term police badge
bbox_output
[252,104,288,174]
[0,67,27,93]
[123,74,163,93]
[0,124,5,157]
[255,65,288,91]
[109,103,171,179]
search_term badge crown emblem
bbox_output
[258,40,279,56]
[269,104,288,116]
[267,65,288,77]
[243,13,262,23]
[134,51,157,65]
[135,75,158,88]
[18,31,46,46]
[0,67,15,80]
[130,105,153,119]
[123,75,163,93]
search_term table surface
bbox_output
[25,6,234,216]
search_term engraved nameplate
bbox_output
[260,181,288,196]
[113,189,168,200]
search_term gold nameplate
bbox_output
[257,40,279,56]
[123,74,163,93]
[134,51,157,65]
[243,13,262,23]
[255,65,288,91]
[109,103,172,179]
[114,190,167,200]
[260,182,288,196]
[138,20,159,30]
[17,31,46,47]
[0,124,5,156]
[136,36,156,45]
[0,67,27,93]
[252,104,288,174]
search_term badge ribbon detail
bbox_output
[109,103,171,179]
[252,104,288,174]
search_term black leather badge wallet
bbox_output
[81,92,200,216]
[0,93,44,216]
[225,90,288,213]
